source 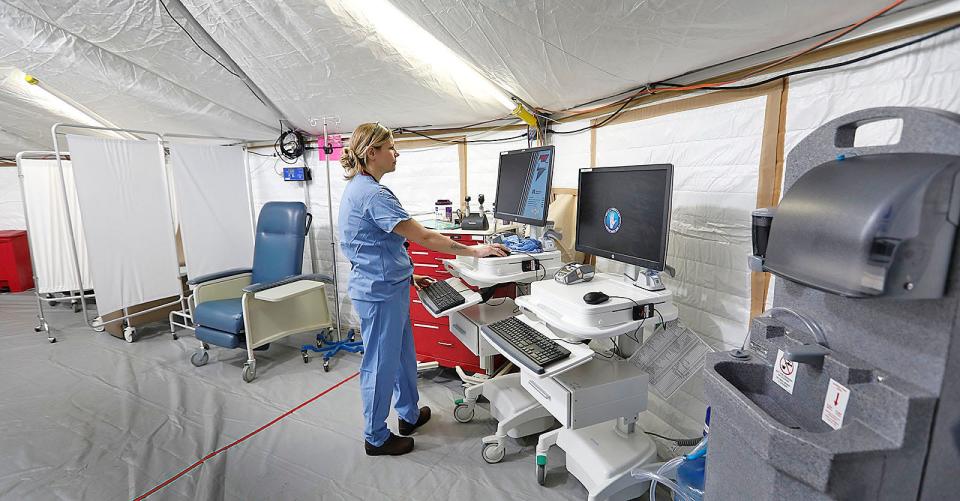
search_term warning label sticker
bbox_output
[821,378,851,430]
[772,349,798,394]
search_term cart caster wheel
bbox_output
[72,303,82,313]
[242,363,256,383]
[92,317,105,333]
[49,337,57,344]
[171,332,179,340]
[49,300,58,307]
[190,351,209,367]
[302,350,310,363]
[453,403,475,423]
[322,361,330,372]
[123,326,136,343]
[34,325,42,333]
[482,443,506,464]
[537,463,546,485]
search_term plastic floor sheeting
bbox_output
[0,292,589,501]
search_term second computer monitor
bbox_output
[575,164,674,271]
[493,145,555,227]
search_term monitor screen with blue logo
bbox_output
[575,164,673,271]
[493,146,555,227]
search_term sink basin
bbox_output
[703,322,937,499]
[713,361,833,433]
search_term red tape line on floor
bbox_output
[134,371,360,501]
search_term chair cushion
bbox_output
[195,326,241,349]
[194,298,244,334]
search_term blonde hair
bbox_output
[342,122,394,180]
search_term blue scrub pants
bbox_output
[353,286,420,446]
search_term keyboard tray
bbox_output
[416,277,483,319]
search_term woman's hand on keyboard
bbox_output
[413,275,436,290]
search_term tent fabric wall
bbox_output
[594,96,768,439]
[19,157,95,293]
[389,0,909,112]
[550,120,593,188]
[0,1,276,154]
[66,135,181,315]
[465,132,528,208]
[0,166,24,230]
[785,24,960,152]
[169,143,255,279]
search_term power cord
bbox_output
[605,295,650,344]
[275,122,305,164]
[645,431,703,447]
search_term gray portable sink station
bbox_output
[704,107,960,500]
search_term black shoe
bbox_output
[365,433,414,456]
[399,406,431,436]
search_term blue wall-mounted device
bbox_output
[283,167,311,182]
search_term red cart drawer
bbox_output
[412,262,453,280]
[409,287,438,323]
[0,230,34,293]
[412,320,477,365]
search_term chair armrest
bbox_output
[242,273,334,294]
[188,268,253,286]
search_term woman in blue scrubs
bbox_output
[339,123,508,456]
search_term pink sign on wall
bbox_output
[317,134,343,161]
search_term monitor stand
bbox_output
[625,264,666,292]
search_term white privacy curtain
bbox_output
[66,135,182,315]
[19,157,95,293]
[169,143,254,278]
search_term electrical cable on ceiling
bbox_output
[654,21,960,91]
[536,0,907,124]
[396,127,528,144]
[158,1,267,108]
[544,18,957,137]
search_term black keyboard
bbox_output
[481,317,571,374]
[420,280,466,314]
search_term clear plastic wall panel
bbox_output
[19,158,95,292]
[0,167,24,229]
[465,132,527,210]
[170,143,254,278]
[786,28,960,153]
[381,143,460,216]
[66,135,181,315]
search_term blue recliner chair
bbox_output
[187,201,341,382]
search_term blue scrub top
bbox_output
[339,174,414,301]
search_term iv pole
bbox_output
[321,117,344,342]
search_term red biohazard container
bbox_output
[0,230,34,292]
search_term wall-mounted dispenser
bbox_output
[761,108,960,299]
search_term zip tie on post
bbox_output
[134,371,360,500]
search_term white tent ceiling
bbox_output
[0,0,944,157]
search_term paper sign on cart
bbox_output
[821,378,851,430]
[772,349,798,394]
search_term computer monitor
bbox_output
[575,164,673,271]
[493,145,555,227]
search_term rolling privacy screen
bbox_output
[169,142,254,279]
[66,135,181,315]
[19,157,95,293]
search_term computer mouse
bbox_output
[481,247,511,258]
[583,291,610,305]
